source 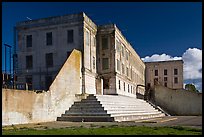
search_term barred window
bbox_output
[85,30,90,46]
[26,55,33,69]
[26,35,32,47]
[67,30,74,43]
[46,53,53,68]
[102,37,108,50]
[102,58,109,70]
[46,32,52,45]
[117,59,121,71]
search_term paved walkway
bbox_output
[2,116,202,130]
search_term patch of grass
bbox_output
[2,126,202,135]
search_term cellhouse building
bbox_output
[2,12,188,125]
[15,12,182,97]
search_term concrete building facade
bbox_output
[16,12,97,94]
[145,60,183,89]
[96,24,145,97]
[15,12,182,97]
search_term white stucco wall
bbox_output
[2,49,82,125]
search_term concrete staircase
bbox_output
[57,94,165,122]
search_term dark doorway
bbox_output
[103,78,109,89]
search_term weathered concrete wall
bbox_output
[154,85,202,115]
[2,49,82,125]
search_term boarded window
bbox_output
[46,32,52,45]
[67,30,74,43]
[164,69,167,75]
[26,55,33,69]
[117,59,120,71]
[102,58,109,70]
[46,53,53,68]
[102,37,108,50]
[26,35,32,47]
[174,68,178,75]
[155,70,158,76]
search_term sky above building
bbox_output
[2,2,202,91]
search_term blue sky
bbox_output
[2,2,202,90]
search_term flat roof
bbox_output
[144,60,183,64]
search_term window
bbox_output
[67,30,74,43]
[93,56,95,69]
[155,70,158,76]
[45,75,52,90]
[117,59,120,71]
[122,64,125,74]
[122,46,124,56]
[26,35,32,47]
[102,37,108,50]
[116,40,120,52]
[131,86,132,93]
[46,53,53,68]
[124,82,125,91]
[26,55,33,69]
[85,30,90,46]
[67,51,72,58]
[94,37,96,47]
[128,84,129,92]
[164,69,167,75]
[119,80,120,89]
[126,67,129,76]
[46,32,52,45]
[164,77,168,81]
[174,77,178,84]
[102,58,109,70]
[164,82,167,87]
[154,78,158,85]
[26,75,32,90]
[174,68,178,75]
[126,51,129,60]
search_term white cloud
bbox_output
[182,48,202,80]
[142,48,202,91]
[141,54,182,62]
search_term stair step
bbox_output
[57,94,165,122]
[113,113,165,122]
[57,116,114,122]
[62,113,110,116]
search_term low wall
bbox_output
[154,85,202,115]
[2,49,82,125]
